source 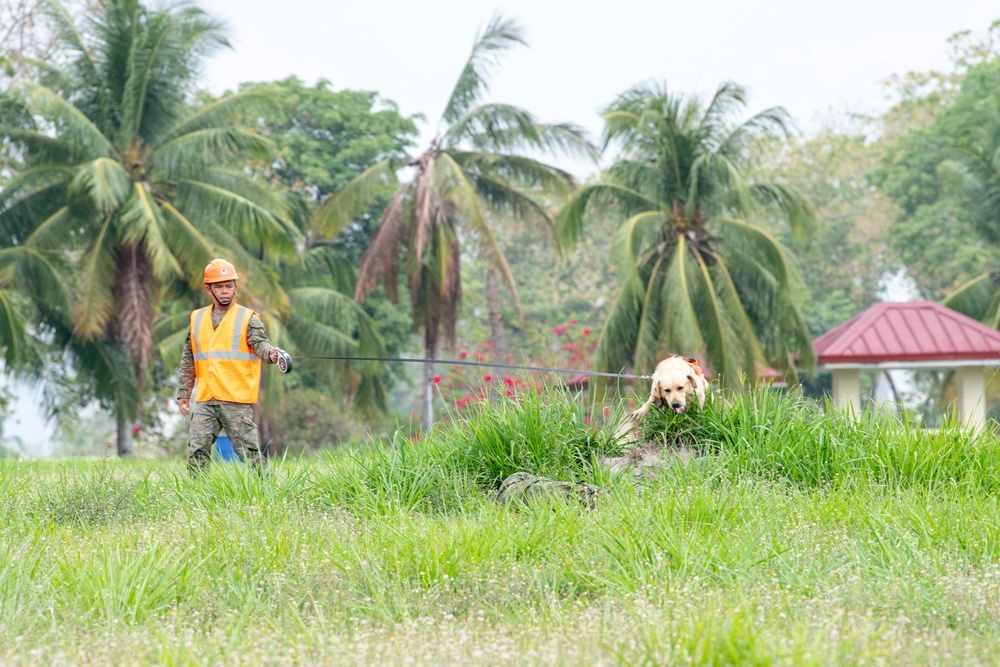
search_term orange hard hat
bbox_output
[203,258,238,284]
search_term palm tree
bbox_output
[0,0,299,454]
[319,15,594,430]
[557,82,815,387]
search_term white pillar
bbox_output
[832,368,861,416]
[956,366,985,427]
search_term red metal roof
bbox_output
[814,301,1000,365]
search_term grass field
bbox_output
[3,388,1000,665]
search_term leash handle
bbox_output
[275,349,293,374]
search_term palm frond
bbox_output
[22,84,114,158]
[356,188,410,303]
[434,152,523,318]
[450,150,574,197]
[152,128,276,179]
[658,237,704,357]
[0,127,73,162]
[942,272,1000,323]
[0,166,73,211]
[632,253,668,374]
[593,284,643,375]
[177,169,299,256]
[0,288,35,369]
[69,157,131,214]
[0,182,71,246]
[73,213,118,340]
[313,159,398,238]
[158,91,280,144]
[118,183,183,281]
[0,246,72,317]
[155,197,218,280]
[556,182,658,246]
[442,14,526,125]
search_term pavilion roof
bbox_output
[814,301,1000,366]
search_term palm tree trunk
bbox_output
[423,329,437,433]
[485,268,506,402]
[115,402,135,457]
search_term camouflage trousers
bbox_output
[187,400,264,472]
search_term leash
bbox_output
[281,353,652,381]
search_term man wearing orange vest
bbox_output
[176,258,280,472]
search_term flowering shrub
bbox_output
[409,320,601,423]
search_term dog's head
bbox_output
[651,368,699,414]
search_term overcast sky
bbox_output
[198,0,1000,174]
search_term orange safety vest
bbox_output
[190,303,261,404]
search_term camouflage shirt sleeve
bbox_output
[247,314,275,363]
[177,327,195,400]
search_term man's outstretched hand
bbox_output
[269,348,279,364]
[178,398,190,416]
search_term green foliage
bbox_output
[270,387,362,455]
[240,76,418,199]
[873,31,1000,301]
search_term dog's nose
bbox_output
[671,402,683,410]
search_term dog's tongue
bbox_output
[673,406,685,414]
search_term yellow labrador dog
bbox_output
[616,355,709,441]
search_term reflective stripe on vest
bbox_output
[190,304,262,404]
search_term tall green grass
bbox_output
[3,386,1000,665]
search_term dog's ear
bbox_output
[687,374,697,391]
[650,380,663,406]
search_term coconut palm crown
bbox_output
[558,81,815,387]
[0,0,300,453]
[319,15,595,429]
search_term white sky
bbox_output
[199,0,1000,175]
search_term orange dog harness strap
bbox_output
[666,354,705,377]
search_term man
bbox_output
[176,258,280,472]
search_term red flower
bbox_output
[459,350,468,359]
[571,319,578,325]
[132,424,141,436]
[503,376,515,386]
[552,326,568,335]
[603,407,610,417]
[582,328,591,335]
[506,388,515,397]
[477,393,485,400]
[484,374,493,383]
[432,376,442,384]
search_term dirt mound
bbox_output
[599,440,698,477]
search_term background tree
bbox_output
[558,81,814,387]
[240,76,419,401]
[0,0,299,454]
[755,128,897,336]
[321,15,594,430]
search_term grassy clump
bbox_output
[28,463,154,527]
[4,386,1000,665]
[637,388,1000,491]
